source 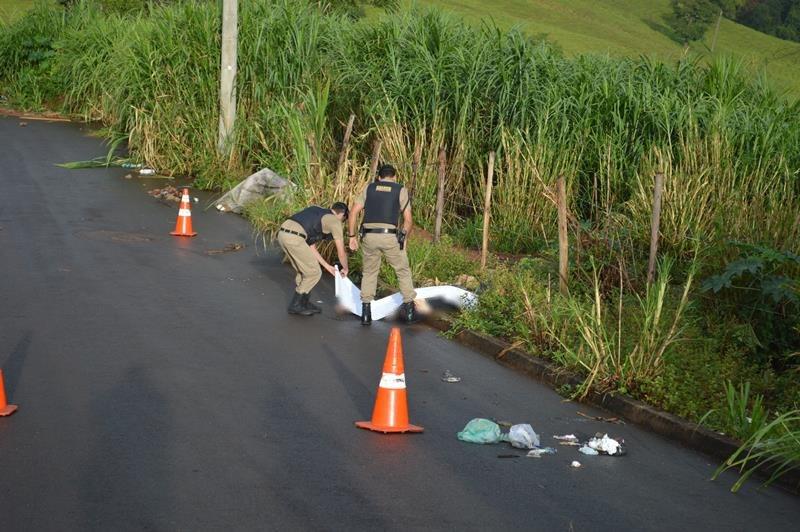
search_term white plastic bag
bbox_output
[507,424,540,449]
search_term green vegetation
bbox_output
[410,0,800,98]
[736,0,800,43]
[1,0,798,488]
[714,408,800,491]
[666,0,719,44]
[0,0,38,22]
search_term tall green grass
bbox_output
[2,1,796,260]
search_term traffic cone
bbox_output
[170,188,197,237]
[0,369,18,417]
[356,328,423,434]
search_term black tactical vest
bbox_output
[289,206,332,244]
[363,180,403,226]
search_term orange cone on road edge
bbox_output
[170,188,197,237]
[0,369,18,417]
[356,328,423,434]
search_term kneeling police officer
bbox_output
[348,164,417,326]
[278,202,349,316]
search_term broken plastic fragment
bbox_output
[441,370,461,383]
[571,461,581,468]
[553,434,579,443]
[578,445,599,456]
[526,447,557,458]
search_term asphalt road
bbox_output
[0,116,798,531]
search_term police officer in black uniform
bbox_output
[278,202,349,315]
[348,165,417,325]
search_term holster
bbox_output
[397,230,407,250]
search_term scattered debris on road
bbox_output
[139,168,156,176]
[585,433,626,456]
[578,445,599,456]
[577,411,625,424]
[526,447,557,458]
[441,370,461,383]
[571,461,582,468]
[148,185,182,203]
[497,454,520,459]
[19,122,27,127]
[205,242,246,255]
[553,434,580,446]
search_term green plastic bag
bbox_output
[457,418,503,444]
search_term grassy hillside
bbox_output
[0,0,37,22]
[412,0,800,98]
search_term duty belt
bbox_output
[362,228,397,234]
[280,228,307,239]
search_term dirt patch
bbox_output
[0,108,70,122]
[148,185,182,203]
[205,243,245,255]
[76,230,154,243]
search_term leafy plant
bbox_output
[666,0,718,44]
[714,408,800,492]
[551,257,695,398]
[702,242,800,364]
[707,380,771,440]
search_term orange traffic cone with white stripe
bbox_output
[356,328,423,434]
[170,188,197,237]
[0,369,18,417]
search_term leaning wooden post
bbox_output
[557,175,569,295]
[411,141,422,179]
[481,152,495,270]
[337,113,355,173]
[369,138,382,178]
[647,172,664,285]
[434,146,447,243]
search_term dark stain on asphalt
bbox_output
[75,230,155,243]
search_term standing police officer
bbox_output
[348,164,417,326]
[278,202,349,316]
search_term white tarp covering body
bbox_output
[216,168,293,213]
[334,269,477,320]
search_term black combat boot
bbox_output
[301,293,321,314]
[400,301,419,324]
[361,303,372,326]
[288,292,314,316]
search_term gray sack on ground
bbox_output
[215,168,293,213]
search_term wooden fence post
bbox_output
[647,172,664,285]
[481,152,495,270]
[369,138,382,178]
[434,146,447,243]
[337,113,355,173]
[411,141,422,179]
[557,175,569,295]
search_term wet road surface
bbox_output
[1,116,798,530]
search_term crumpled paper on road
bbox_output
[334,268,477,321]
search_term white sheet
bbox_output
[335,268,477,321]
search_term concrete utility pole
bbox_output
[218,0,238,155]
